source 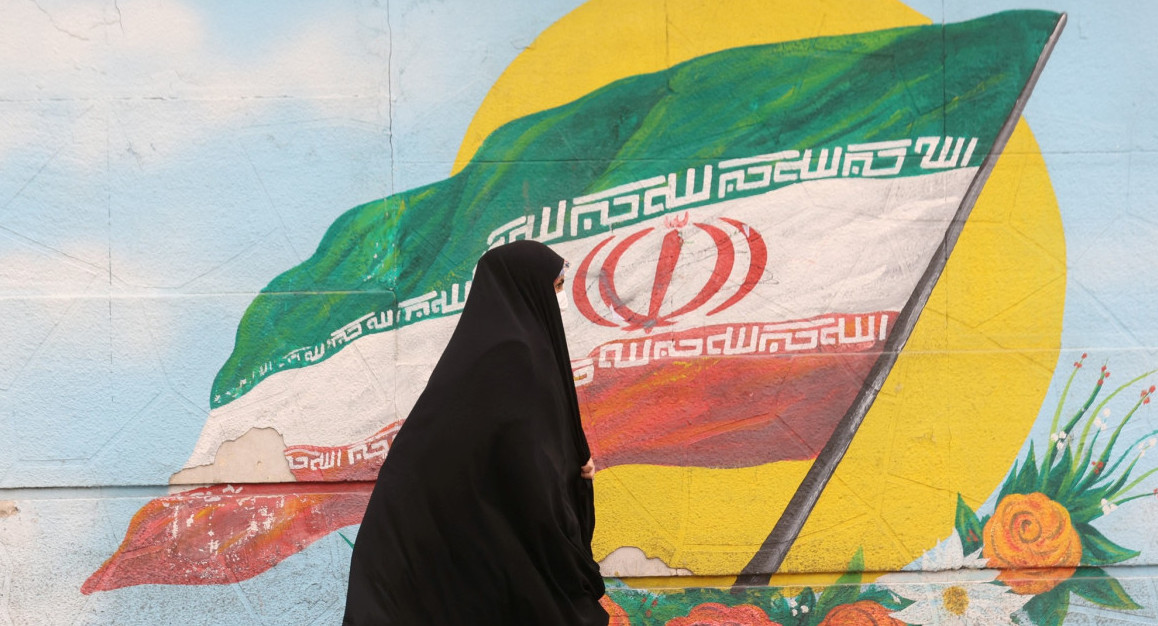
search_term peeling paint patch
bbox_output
[599,546,693,577]
[170,427,294,485]
[0,501,17,518]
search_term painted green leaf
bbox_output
[955,494,984,554]
[768,595,801,626]
[1001,460,1020,497]
[1010,445,1040,495]
[1044,445,1074,495]
[1069,567,1142,610]
[1022,586,1070,626]
[840,549,865,584]
[810,584,858,624]
[1078,523,1141,566]
[858,586,913,612]
[1069,486,1115,524]
[799,587,818,610]
[812,550,864,623]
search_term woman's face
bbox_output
[554,260,570,293]
[554,263,569,311]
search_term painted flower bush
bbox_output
[603,550,912,626]
[603,356,1158,625]
[666,603,782,626]
[815,600,903,625]
[947,354,1156,623]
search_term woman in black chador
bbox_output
[343,240,608,625]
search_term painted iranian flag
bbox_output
[84,10,1064,592]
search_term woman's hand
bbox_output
[580,457,595,480]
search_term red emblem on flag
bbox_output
[573,216,767,332]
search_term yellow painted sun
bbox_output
[457,0,1065,581]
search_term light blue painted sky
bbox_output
[0,0,580,488]
[4,0,1156,488]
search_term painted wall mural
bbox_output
[2,0,1157,624]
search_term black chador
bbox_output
[343,241,607,625]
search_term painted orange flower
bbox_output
[818,600,905,625]
[982,492,1082,594]
[601,595,631,625]
[666,602,781,626]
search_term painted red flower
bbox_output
[818,600,905,625]
[666,602,781,626]
[601,595,631,625]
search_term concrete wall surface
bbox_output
[2,0,1158,623]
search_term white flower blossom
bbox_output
[879,533,1028,624]
[889,581,1030,626]
[1101,498,1119,514]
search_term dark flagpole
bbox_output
[733,12,1068,589]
